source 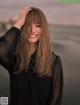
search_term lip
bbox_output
[30,34,38,36]
[29,34,37,38]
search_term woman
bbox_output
[0,7,63,105]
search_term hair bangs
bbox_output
[27,10,42,26]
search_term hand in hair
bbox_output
[13,7,31,29]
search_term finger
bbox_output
[23,8,32,15]
[24,7,32,12]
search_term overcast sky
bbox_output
[0,0,80,25]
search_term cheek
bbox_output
[38,28,41,34]
[26,28,31,34]
[39,28,41,32]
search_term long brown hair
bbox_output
[14,7,54,77]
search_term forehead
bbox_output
[30,18,41,24]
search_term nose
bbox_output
[31,25,35,33]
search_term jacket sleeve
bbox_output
[0,27,20,70]
[50,55,64,105]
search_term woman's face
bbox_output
[27,23,41,43]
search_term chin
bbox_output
[27,38,39,43]
[28,40,38,43]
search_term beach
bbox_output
[0,0,80,104]
[0,24,80,105]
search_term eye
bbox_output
[36,24,41,27]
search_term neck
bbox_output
[28,43,37,56]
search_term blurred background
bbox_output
[0,0,80,105]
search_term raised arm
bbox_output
[0,27,20,70]
[0,7,31,70]
[50,55,64,105]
